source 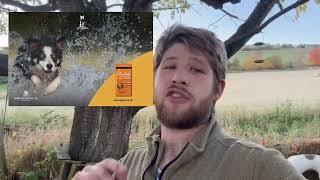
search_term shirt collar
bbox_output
[146,113,223,152]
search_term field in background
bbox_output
[219,68,320,107]
[0,67,320,178]
[131,102,320,149]
[228,47,320,71]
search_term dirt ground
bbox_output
[217,67,320,108]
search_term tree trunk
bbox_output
[68,106,142,162]
[62,106,143,178]
[88,0,107,12]
[122,0,152,12]
[57,0,82,12]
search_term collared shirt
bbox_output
[121,114,306,180]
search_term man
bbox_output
[73,25,305,180]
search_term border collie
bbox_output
[14,36,64,95]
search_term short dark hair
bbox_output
[154,24,228,83]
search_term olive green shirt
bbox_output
[121,116,306,180]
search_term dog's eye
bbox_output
[51,54,56,59]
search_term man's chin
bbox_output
[157,107,199,129]
[164,100,190,110]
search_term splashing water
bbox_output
[9,13,150,106]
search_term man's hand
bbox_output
[73,158,128,180]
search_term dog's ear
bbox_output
[27,39,41,51]
[56,36,65,51]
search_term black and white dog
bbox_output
[288,154,320,180]
[14,36,64,95]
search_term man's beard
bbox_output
[155,89,214,129]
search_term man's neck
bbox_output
[158,122,208,169]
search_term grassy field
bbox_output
[1,68,320,179]
[230,48,312,63]
[228,48,317,71]
[130,102,320,148]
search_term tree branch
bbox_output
[190,5,201,16]
[200,0,241,9]
[208,15,226,27]
[152,6,187,11]
[0,0,55,12]
[123,0,152,12]
[106,3,123,9]
[224,0,278,58]
[276,0,283,10]
[225,0,310,58]
[0,6,12,12]
[220,8,244,21]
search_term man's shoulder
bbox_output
[219,136,283,161]
[213,130,273,154]
[233,139,269,151]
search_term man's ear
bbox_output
[213,79,225,101]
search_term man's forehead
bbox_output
[163,54,207,65]
[163,48,209,66]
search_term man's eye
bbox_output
[163,65,176,70]
[190,67,203,73]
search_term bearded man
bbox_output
[73,24,305,180]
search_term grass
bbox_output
[5,108,74,127]
[217,101,320,145]
[2,108,72,179]
[130,102,320,147]
[0,101,318,178]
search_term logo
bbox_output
[23,90,29,97]
[77,15,88,30]
[117,72,131,79]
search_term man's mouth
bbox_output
[166,88,191,104]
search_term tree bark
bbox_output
[0,0,54,11]
[64,106,142,178]
[123,0,152,12]
[57,0,82,12]
[68,106,142,162]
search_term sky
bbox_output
[0,0,319,47]
[151,0,320,46]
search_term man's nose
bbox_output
[171,68,188,85]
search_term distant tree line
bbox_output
[242,43,320,51]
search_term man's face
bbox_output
[154,43,224,129]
